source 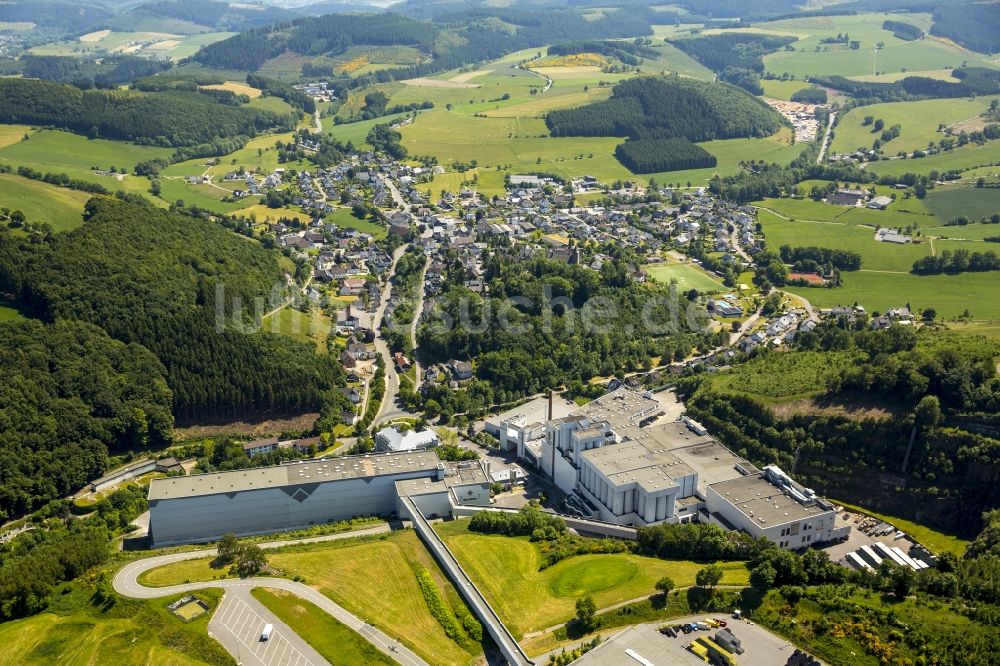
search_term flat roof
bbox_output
[709,473,832,527]
[148,452,441,501]
[571,387,661,430]
[581,431,695,493]
[572,625,706,665]
[486,394,576,429]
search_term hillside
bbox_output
[0,319,173,519]
[545,76,784,172]
[0,197,347,423]
[0,78,294,147]
[931,1,1000,54]
[108,0,294,34]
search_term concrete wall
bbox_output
[149,469,432,546]
[552,452,578,495]
[92,460,157,492]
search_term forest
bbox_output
[547,39,660,66]
[0,78,294,147]
[882,19,923,41]
[677,325,1000,536]
[812,67,1000,103]
[20,55,170,88]
[547,76,783,142]
[669,33,796,94]
[0,197,347,423]
[930,2,1000,54]
[0,320,172,519]
[614,137,716,174]
[416,251,717,412]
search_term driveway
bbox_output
[113,525,428,666]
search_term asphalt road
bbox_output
[113,525,428,666]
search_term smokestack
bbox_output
[548,390,554,422]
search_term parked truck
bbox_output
[260,623,273,641]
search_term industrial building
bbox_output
[374,426,439,453]
[147,452,490,547]
[705,465,847,548]
[510,387,848,549]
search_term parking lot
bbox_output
[821,508,918,564]
[212,594,320,666]
[656,614,809,666]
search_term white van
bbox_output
[260,624,274,641]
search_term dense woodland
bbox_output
[614,137,716,174]
[882,19,923,41]
[812,67,1000,102]
[0,78,294,147]
[547,76,781,173]
[547,76,783,142]
[20,55,170,88]
[670,33,796,95]
[912,248,1000,274]
[0,320,172,519]
[0,198,346,423]
[930,2,1000,54]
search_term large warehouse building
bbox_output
[147,452,490,547]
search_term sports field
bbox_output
[437,520,749,638]
[252,589,394,666]
[644,261,727,292]
[831,96,1000,155]
[0,173,91,232]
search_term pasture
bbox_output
[644,261,726,292]
[745,13,999,79]
[922,185,1000,221]
[761,79,812,100]
[784,270,1000,320]
[0,125,32,150]
[29,31,234,61]
[0,129,172,190]
[866,141,1000,178]
[251,589,394,666]
[831,96,1000,155]
[326,208,386,237]
[437,520,749,638]
[758,210,933,272]
[0,173,90,232]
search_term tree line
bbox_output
[912,248,1000,274]
[615,137,716,174]
[20,55,170,88]
[0,78,294,148]
[779,245,862,270]
[882,20,922,41]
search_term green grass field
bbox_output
[0,584,227,666]
[866,140,1000,178]
[326,207,387,237]
[922,184,1000,221]
[761,79,812,100]
[0,129,172,191]
[784,270,1000,319]
[436,520,749,638]
[0,173,90,231]
[251,589,393,665]
[262,307,332,354]
[644,261,727,292]
[831,96,1000,155]
[137,531,481,666]
[745,13,999,80]
[758,210,933,272]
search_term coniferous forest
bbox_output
[0,78,294,147]
[0,198,346,424]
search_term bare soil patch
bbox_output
[173,412,319,441]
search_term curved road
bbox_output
[113,526,428,666]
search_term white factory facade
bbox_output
[147,451,490,547]
[500,387,849,549]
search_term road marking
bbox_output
[217,595,314,666]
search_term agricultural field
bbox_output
[866,141,1000,178]
[739,13,1000,80]
[0,124,33,150]
[761,79,812,100]
[0,173,91,232]
[0,129,172,191]
[644,261,727,292]
[784,270,1000,320]
[848,68,960,83]
[156,177,251,214]
[136,531,482,666]
[251,589,393,666]
[426,168,507,198]
[831,96,1000,155]
[759,211,934,272]
[28,31,235,61]
[921,184,1000,221]
[437,520,749,638]
[0,584,227,666]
